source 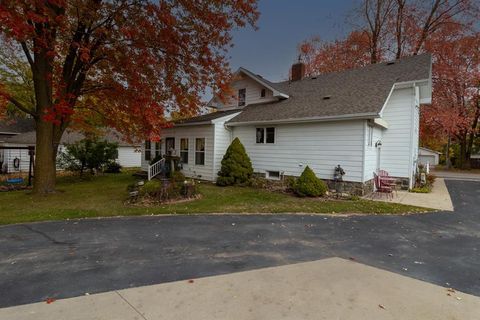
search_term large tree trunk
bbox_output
[33,119,56,193]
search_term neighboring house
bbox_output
[0,118,35,141]
[1,129,141,173]
[418,147,441,167]
[0,118,36,174]
[471,154,480,169]
[141,54,432,194]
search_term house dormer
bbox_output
[208,67,288,110]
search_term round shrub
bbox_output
[217,138,253,186]
[293,166,327,197]
[140,180,162,196]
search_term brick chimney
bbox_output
[291,56,305,81]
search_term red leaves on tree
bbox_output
[0,0,259,141]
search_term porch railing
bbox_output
[148,158,165,181]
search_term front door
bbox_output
[165,137,175,155]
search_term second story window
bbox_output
[238,88,246,106]
[261,88,266,98]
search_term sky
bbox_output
[227,0,356,82]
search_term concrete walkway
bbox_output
[367,178,454,211]
[1,257,479,320]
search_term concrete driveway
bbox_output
[0,180,479,310]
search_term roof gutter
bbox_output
[173,121,213,127]
[226,112,379,127]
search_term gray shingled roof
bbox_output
[228,54,431,124]
[0,118,35,134]
[5,129,139,146]
[174,109,241,125]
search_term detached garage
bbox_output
[418,147,441,167]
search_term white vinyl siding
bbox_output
[213,123,232,179]
[216,76,276,109]
[232,121,365,182]
[363,123,383,181]
[117,146,141,167]
[0,145,32,173]
[380,87,415,179]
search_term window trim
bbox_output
[266,170,281,180]
[195,138,206,166]
[238,88,246,107]
[255,127,275,144]
[180,138,189,164]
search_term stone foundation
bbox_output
[325,179,374,196]
[252,172,375,196]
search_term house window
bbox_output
[144,140,151,161]
[261,88,266,98]
[256,128,264,143]
[266,127,275,143]
[155,141,161,156]
[238,88,246,106]
[367,125,373,147]
[256,127,275,144]
[266,170,280,180]
[195,138,205,165]
[180,138,189,164]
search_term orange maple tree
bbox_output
[0,0,258,194]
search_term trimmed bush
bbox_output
[293,166,327,197]
[217,138,253,186]
[140,180,162,196]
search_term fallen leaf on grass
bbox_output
[188,279,194,283]
[45,298,56,304]
[378,304,386,309]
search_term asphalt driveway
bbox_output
[0,180,479,308]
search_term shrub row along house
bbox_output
[142,54,432,195]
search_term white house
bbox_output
[1,129,142,173]
[418,147,441,167]
[142,54,432,194]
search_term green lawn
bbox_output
[0,172,431,225]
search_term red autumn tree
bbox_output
[299,31,371,77]
[423,25,480,168]
[0,0,259,194]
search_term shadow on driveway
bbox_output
[0,180,479,308]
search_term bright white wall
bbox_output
[379,87,415,179]
[232,120,365,182]
[363,124,384,181]
[0,144,31,173]
[118,146,141,167]
[216,76,276,109]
